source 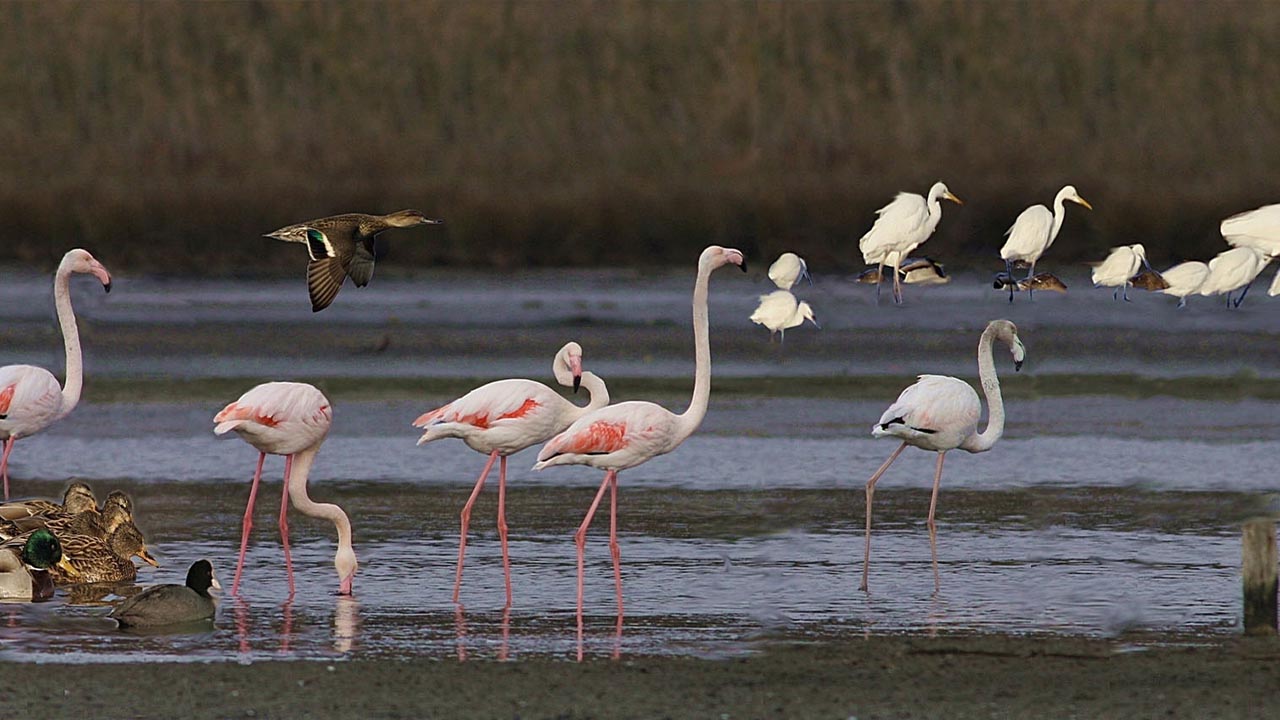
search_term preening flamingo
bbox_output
[214,382,357,596]
[265,210,443,312]
[999,185,1091,300]
[0,249,111,500]
[858,182,962,305]
[413,341,610,608]
[861,319,1025,594]
[766,252,810,290]
[533,245,746,633]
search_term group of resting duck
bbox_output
[0,481,219,628]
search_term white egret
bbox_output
[766,252,810,290]
[858,182,963,304]
[999,185,1092,301]
[1221,203,1280,255]
[1198,246,1271,308]
[1090,244,1150,301]
[1158,261,1209,308]
[749,290,819,342]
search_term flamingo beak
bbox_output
[339,575,354,596]
[570,355,583,393]
[1015,360,1024,372]
[90,260,112,293]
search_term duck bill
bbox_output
[136,548,161,568]
[56,556,77,575]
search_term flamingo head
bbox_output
[336,546,358,596]
[703,246,747,273]
[62,248,112,292]
[553,341,585,393]
[989,319,1027,372]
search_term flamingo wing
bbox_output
[536,402,674,465]
[414,379,554,431]
[874,375,979,439]
[215,382,331,436]
[1000,205,1052,262]
[0,366,63,432]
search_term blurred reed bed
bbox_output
[0,1,1277,274]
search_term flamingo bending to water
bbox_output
[413,341,610,607]
[214,382,357,596]
[862,319,1026,593]
[0,249,112,500]
[533,245,746,633]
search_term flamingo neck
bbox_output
[579,372,610,412]
[961,324,1005,453]
[676,255,715,437]
[53,260,84,420]
[286,446,356,577]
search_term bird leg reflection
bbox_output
[280,598,294,653]
[455,604,468,662]
[862,441,908,592]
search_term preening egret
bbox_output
[1091,244,1150,301]
[749,290,819,342]
[0,249,112,500]
[859,182,962,304]
[413,342,610,608]
[265,210,443,312]
[1198,246,1272,308]
[767,252,810,290]
[999,185,1092,300]
[1221,203,1280,255]
[862,319,1025,593]
[533,246,745,640]
[214,382,357,596]
[1159,261,1210,308]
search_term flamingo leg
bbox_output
[0,436,15,501]
[454,450,498,605]
[230,451,266,596]
[497,455,512,609]
[861,441,908,592]
[280,453,295,598]
[608,470,624,624]
[575,470,615,635]
[927,451,947,595]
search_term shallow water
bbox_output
[0,270,1276,662]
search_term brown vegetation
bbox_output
[1,1,1277,273]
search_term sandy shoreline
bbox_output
[5,634,1278,719]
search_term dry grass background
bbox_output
[1,0,1277,274]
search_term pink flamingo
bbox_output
[214,382,358,597]
[414,342,610,608]
[0,249,112,500]
[533,245,746,632]
[861,319,1026,594]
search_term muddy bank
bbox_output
[5,635,1278,719]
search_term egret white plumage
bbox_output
[1221,203,1280,255]
[766,253,810,290]
[749,290,819,342]
[862,319,1025,593]
[1198,246,1271,308]
[999,185,1091,301]
[1158,261,1210,307]
[858,182,962,304]
[1268,267,1280,297]
[1090,244,1150,301]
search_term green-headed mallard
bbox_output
[50,521,159,586]
[0,528,74,600]
[110,559,220,628]
[265,210,443,312]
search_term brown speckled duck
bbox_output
[265,210,443,312]
[48,521,159,585]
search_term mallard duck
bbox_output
[856,257,949,286]
[264,210,444,312]
[0,528,74,600]
[993,271,1069,298]
[0,481,97,521]
[100,490,134,535]
[110,559,220,628]
[50,521,159,586]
